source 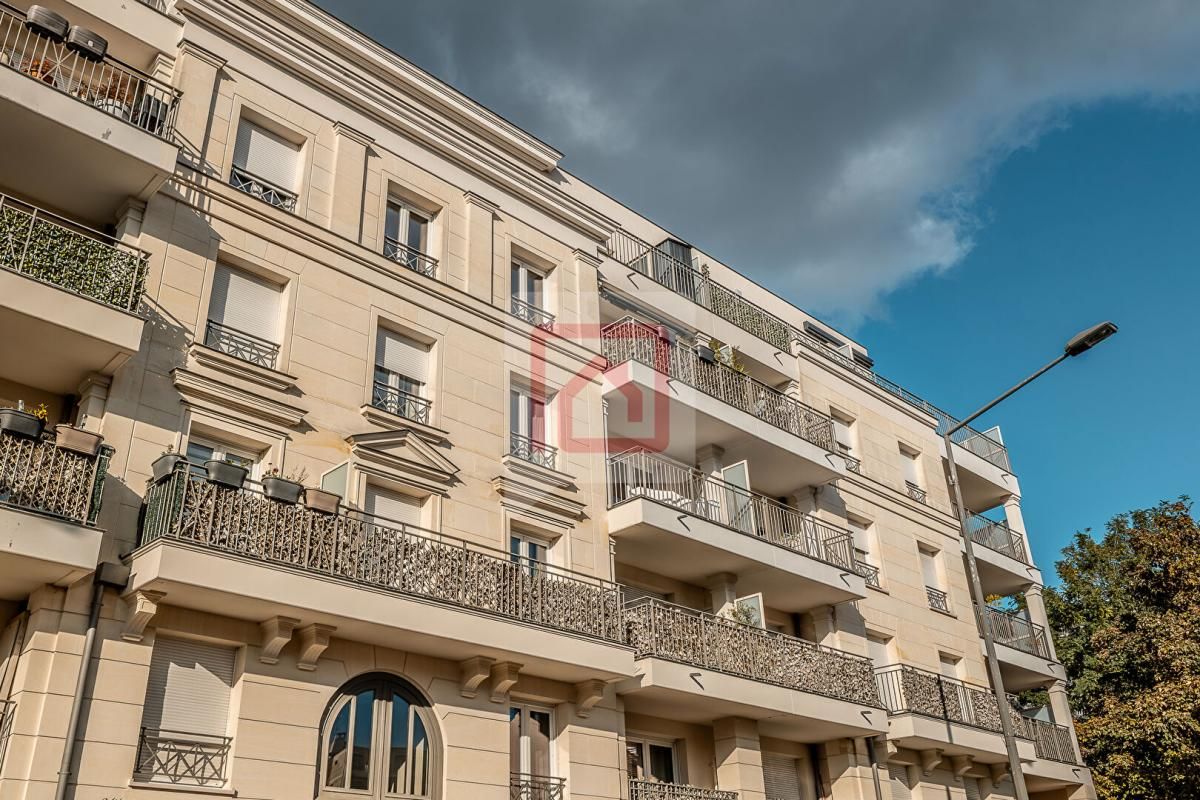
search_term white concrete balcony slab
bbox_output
[617,598,887,742]
[607,450,866,611]
[130,467,636,684]
[0,430,111,599]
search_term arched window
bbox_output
[318,673,439,799]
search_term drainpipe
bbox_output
[864,736,885,800]
[55,562,129,800]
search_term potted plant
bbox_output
[55,422,104,456]
[262,465,308,505]
[151,446,187,482]
[205,458,249,490]
[96,77,134,120]
[0,402,47,440]
[303,486,340,514]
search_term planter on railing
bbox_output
[602,317,835,452]
[1029,718,1078,764]
[383,237,438,278]
[874,664,1031,738]
[510,431,557,471]
[624,597,881,707]
[139,466,625,643]
[966,512,1029,564]
[983,607,1051,659]
[372,381,431,425]
[510,774,565,800]
[0,428,110,525]
[629,779,738,800]
[607,449,855,570]
[134,728,231,786]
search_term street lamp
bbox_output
[945,321,1117,800]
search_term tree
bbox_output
[1044,498,1200,800]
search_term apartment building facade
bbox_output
[0,1,1093,800]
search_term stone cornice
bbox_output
[172,366,307,429]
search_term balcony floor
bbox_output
[988,640,1067,692]
[885,712,1035,765]
[0,504,103,600]
[1025,759,1092,793]
[969,538,1041,597]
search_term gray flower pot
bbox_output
[151,453,187,482]
[303,488,340,514]
[263,476,304,504]
[205,460,248,490]
[0,408,45,440]
[696,345,716,363]
[55,424,103,456]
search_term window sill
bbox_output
[359,403,449,444]
[501,451,576,491]
[128,780,237,796]
[928,606,957,619]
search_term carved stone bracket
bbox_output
[949,755,972,777]
[919,748,944,776]
[989,762,1010,783]
[574,679,606,718]
[122,590,166,642]
[459,656,496,699]
[259,616,300,664]
[296,623,336,671]
[489,661,522,703]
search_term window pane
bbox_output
[528,710,552,777]
[510,263,521,299]
[407,212,427,252]
[223,452,254,470]
[648,744,675,783]
[510,390,523,436]
[530,398,546,442]
[185,442,214,465]
[388,693,411,794]
[409,711,429,796]
[386,202,402,241]
[325,700,351,788]
[350,690,374,790]
[626,742,644,779]
[509,707,522,774]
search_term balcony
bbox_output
[0,699,12,770]
[203,320,280,371]
[133,466,635,682]
[619,598,886,741]
[1029,718,1077,764]
[629,780,737,800]
[926,586,950,614]
[982,606,1065,690]
[371,381,431,425]
[16,0,183,61]
[607,449,865,610]
[855,560,881,589]
[510,296,555,330]
[510,774,565,800]
[0,3,179,221]
[967,513,1035,595]
[509,431,558,471]
[133,727,231,788]
[874,664,1034,762]
[0,428,111,599]
[230,165,297,212]
[383,237,438,279]
[0,194,148,392]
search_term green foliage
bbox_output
[1044,498,1200,799]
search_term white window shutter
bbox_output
[902,451,921,485]
[209,264,281,342]
[849,519,870,553]
[365,486,424,528]
[833,418,852,451]
[762,753,802,800]
[920,549,940,587]
[375,329,429,383]
[888,765,912,800]
[233,120,300,190]
[141,638,236,737]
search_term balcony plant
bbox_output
[262,465,308,505]
[151,446,187,482]
[303,486,340,514]
[0,402,48,440]
[96,77,135,120]
[205,458,249,490]
[55,420,103,456]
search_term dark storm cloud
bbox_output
[314,0,1200,326]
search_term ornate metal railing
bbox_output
[601,318,835,452]
[510,774,565,800]
[0,194,148,312]
[905,481,928,504]
[926,586,950,613]
[134,728,231,786]
[843,454,862,474]
[140,467,624,642]
[383,237,438,278]
[629,780,738,800]
[607,449,854,570]
[509,431,558,471]
[372,381,431,425]
[229,166,297,211]
[625,597,881,707]
[1029,718,1078,764]
[966,512,1029,563]
[874,664,1031,738]
[511,296,555,329]
[856,560,882,589]
[0,430,111,525]
[983,607,1051,659]
[0,3,179,138]
[204,320,280,370]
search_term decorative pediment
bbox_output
[172,366,307,430]
[348,429,460,495]
[491,475,587,528]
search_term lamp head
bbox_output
[1064,321,1118,357]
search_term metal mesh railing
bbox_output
[875,664,1032,738]
[0,194,148,312]
[383,237,438,278]
[983,606,1051,659]
[625,597,882,707]
[204,320,280,370]
[510,774,565,800]
[607,449,854,570]
[372,381,431,425]
[629,779,738,800]
[602,317,834,452]
[0,430,111,525]
[134,728,231,786]
[0,3,179,138]
[966,512,1029,563]
[140,466,624,642]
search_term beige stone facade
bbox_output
[0,1,1093,799]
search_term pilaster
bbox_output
[330,122,373,242]
[172,41,226,165]
[463,191,499,303]
[712,717,765,800]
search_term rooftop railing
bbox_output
[607,449,854,570]
[1028,718,1078,764]
[966,512,1029,564]
[134,728,231,787]
[510,774,565,800]
[383,237,438,278]
[983,606,1052,659]
[625,596,882,708]
[140,466,624,642]
[0,193,148,313]
[602,317,835,452]
[874,664,1032,739]
[629,781,737,800]
[0,3,179,139]
[0,428,111,525]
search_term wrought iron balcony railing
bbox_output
[509,431,558,471]
[926,586,950,613]
[0,700,13,770]
[607,449,855,570]
[629,779,738,800]
[625,597,882,707]
[204,320,281,370]
[134,728,231,787]
[372,381,432,425]
[601,318,835,452]
[905,481,928,504]
[1029,718,1078,764]
[0,194,148,313]
[511,296,555,329]
[0,429,111,525]
[0,3,179,139]
[855,560,882,589]
[229,166,297,212]
[136,0,170,13]
[983,606,1051,659]
[510,774,565,800]
[140,466,624,642]
[874,664,1032,739]
[383,237,438,278]
[966,512,1030,564]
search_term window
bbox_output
[135,637,236,787]
[938,653,961,679]
[364,485,424,529]
[721,461,755,535]
[510,529,549,575]
[867,632,892,668]
[762,753,802,800]
[320,673,438,800]
[900,446,925,503]
[920,546,949,612]
[373,329,431,424]
[509,387,555,469]
[848,517,872,563]
[185,435,259,478]
[510,260,553,328]
[509,705,553,778]
[626,737,677,783]
[833,414,860,472]
[231,118,300,211]
[888,764,912,800]
[206,264,283,369]
[733,593,765,628]
[384,200,435,276]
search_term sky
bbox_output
[314,0,1200,579]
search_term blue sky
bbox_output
[857,101,1200,576]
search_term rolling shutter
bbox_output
[888,764,912,800]
[376,329,429,383]
[141,638,235,736]
[208,264,281,342]
[233,119,300,189]
[964,778,982,800]
[365,486,424,528]
[762,753,802,800]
